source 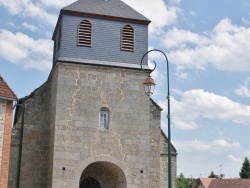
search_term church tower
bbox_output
[52,0,150,69]
[8,0,177,187]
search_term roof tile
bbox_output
[200,178,214,187]
[0,76,17,101]
[209,179,250,188]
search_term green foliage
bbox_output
[208,171,217,178]
[240,157,250,179]
[177,173,196,188]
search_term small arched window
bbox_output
[121,25,134,51]
[78,20,92,46]
[99,107,109,129]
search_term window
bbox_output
[121,25,134,51]
[99,107,109,129]
[78,20,92,46]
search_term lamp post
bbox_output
[140,49,172,188]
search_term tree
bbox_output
[240,157,250,179]
[177,173,196,188]
[209,171,217,178]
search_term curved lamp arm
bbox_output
[140,49,169,75]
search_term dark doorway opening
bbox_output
[80,177,101,188]
[79,161,126,188]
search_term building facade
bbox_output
[8,0,177,187]
[0,76,17,188]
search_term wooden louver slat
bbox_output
[78,20,92,46]
[121,25,134,51]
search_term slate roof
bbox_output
[62,0,150,23]
[0,76,17,101]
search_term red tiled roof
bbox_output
[209,179,250,188]
[0,76,17,101]
[200,178,214,187]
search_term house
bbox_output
[196,178,250,188]
[0,76,17,188]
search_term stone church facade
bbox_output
[7,0,177,187]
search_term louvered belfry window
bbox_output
[78,20,92,46]
[121,25,134,51]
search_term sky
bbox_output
[0,0,250,179]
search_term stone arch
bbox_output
[79,161,126,188]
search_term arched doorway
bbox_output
[79,161,127,188]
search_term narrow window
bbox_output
[99,108,109,129]
[121,25,134,51]
[78,20,92,46]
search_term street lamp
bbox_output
[142,75,156,96]
[140,49,172,188]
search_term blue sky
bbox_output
[0,0,250,178]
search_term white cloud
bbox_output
[227,154,243,163]
[22,22,38,31]
[121,0,181,34]
[243,2,250,7]
[163,18,250,73]
[39,0,75,8]
[169,0,182,5]
[235,86,250,97]
[163,27,209,49]
[1,0,180,33]
[190,11,196,16]
[157,89,250,130]
[175,139,240,152]
[173,119,198,130]
[214,139,240,150]
[245,150,250,157]
[0,29,52,71]
[7,22,15,28]
[242,17,250,26]
[0,0,57,26]
[235,77,250,98]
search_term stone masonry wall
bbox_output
[8,62,177,188]
[8,109,21,188]
[160,131,177,188]
[8,81,51,188]
[47,66,59,188]
[147,100,162,187]
[49,63,172,188]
